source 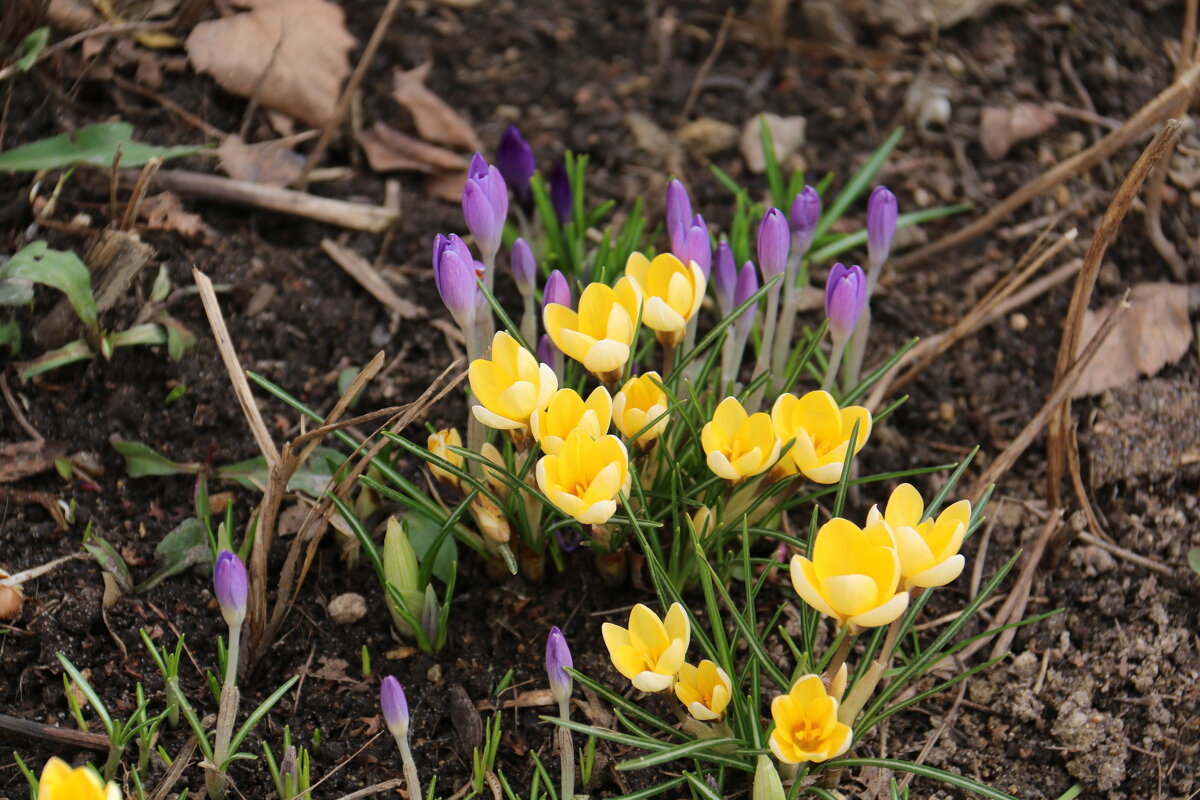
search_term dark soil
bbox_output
[2,1,1198,799]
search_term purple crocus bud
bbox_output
[789,185,821,257]
[542,269,572,311]
[462,153,509,263]
[381,675,410,740]
[213,550,247,629]
[712,241,737,317]
[433,234,479,330]
[665,179,693,253]
[511,237,536,298]
[867,186,897,269]
[554,526,582,552]
[496,125,535,206]
[545,627,573,706]
[734,261,759,339]
[549,160,572,223]
[676,214,712,278]
[825,263,867,343]
[757,208,790,281]
[537,334,556,366]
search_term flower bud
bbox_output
[213,550,247,629]
[542,269,572,311]
[789,185,821,258]
[665,179,693,253]
[549,160,572,223]
[462,153,509,263]
[432,233,480,331]
[511,237,536,298]
[545,626,573,706]
[496,125,535,205]
[536,334,555,368]
[734,261,759,340]
[426,427,464,489]
[756,208,790,281]
[867,185,897,269]
[471,495,511,544]
[380,675,410,740]
[824,263,867,343]
[676,214,712,278]
[384,518,425,638]
[752,755,785,800]
[712,241,736,318]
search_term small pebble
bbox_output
[327,592,367,625]
[939,401,955,422]
[1009,312,1029,332]
[426,663,443,684]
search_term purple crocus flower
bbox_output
[676,214,712,278]
[867,186,897,269]
[789,185,821,258]
[665,179,693,253]
[554,526,582,552]
[549,160,572,223]
[757,208,790,281]
[712,241,737,317]
[496,125,535,206]
[545,627,573,706]
[537,334,556,367]
[433,233,480,331]
[542,269,572,311]
[381,675,410,739]
[825,263,867,343]
[734,261,759,339]
[511,237,536,298]
[462,153,509,263]
[213,550,247,629]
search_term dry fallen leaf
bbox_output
[677,117,740,159]
[1073,282,1193,398]
[426,168,470,203]
[741,113,806,174]
[217,134,305,186]
[140,192,205,238]
[186,0,355,127]
[393,63,482,153]
[979,103,1056,160]
[475,689,556,711]
[357,122,466,173]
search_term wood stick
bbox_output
[0,713,109,750]
[321,238,424,319]
[156,169,398,232]
[892,61,1200,272]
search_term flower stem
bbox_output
[558,698,575,800]
[837,616,902,726]
[821,338,847,393]
[520,292,536,348]
[398,736,422,800]
[748,285,782,410]
[207,624,242,800]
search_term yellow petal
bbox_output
[822,574,879,617]
[472,404,523,431]
[628,604,669,656]
[712,396,748,434]
[789,556,838,619]
[847,591,909,628]
[632,670,674,693]
[908,555,965,589]
[884,483,924,528]
[664,602,690,650]
[582,339,629,375]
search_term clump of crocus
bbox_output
[771,390,871,484]
[543,278,641,385]
[866,483,971,590]
[382,676,421,800]
[208,550,249,799]
[531,387,612,456]
[701,397,780,484]
[612,371,669,447]
[536,429,630,525]
[426,428,464,490]
[602,603,690,692]
[496,125,535,206]
[822,263,867,387]
[623,251,705,353]
[546,627,574,800]
[674,660,732,721]
[38,758,120,800]
[468,331,558,436]
[769,674,853,764]
[790,517,908,630]
[462,153,508,270]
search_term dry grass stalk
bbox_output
[893,58,1200,272]
[120,156,162,231]
[321,238,423,319]
[1045,119,1182,508]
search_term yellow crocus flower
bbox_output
[674,659,732,721]
[701,397,781,483]
[790,517,908,630]
[623,252,705,347]
[769,675,853,764]
[543,278,641,383]
[771,390,871,484]
[612,371,669,446]
[601,602,690,693]
[530,387,612,456]
[535,429,630,525]
[38,758,121,800]
[469,331,558,432]
[866,483,971,590]
[426,428,464,488]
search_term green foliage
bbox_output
[1,241,98,336]
[0,122,204,172]
[14,27,49,72]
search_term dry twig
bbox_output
[321,238,423,319]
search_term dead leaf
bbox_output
[186,0,356,127]
[311,657,357,683]
[217,134,306,186]
[0,441,68,483]
[139,193,205,238]
[476,689,555,711]
[1072,282,1193,398]
[626,112,675,159]
[48,0,101,32]
[392,63,482,152]
[426,168,469,203]
[357,122,466,174]
[385,646,417,660]
[979,103,1056,160]
[677,117,739,159]
[740,114,806,174]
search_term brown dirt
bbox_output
[2,1,1198,799]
